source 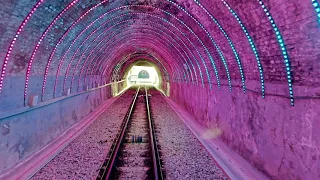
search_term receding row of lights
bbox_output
[168,0,233,91]
[55,8,118,98]
[0,0,45,94]
[2,1,297,106]
[220,0,265,97]
[42,1,108,99]
[258,0,294,106]
[127,6,209,88]
[72,23,186,89]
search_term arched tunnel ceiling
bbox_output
[0,0,319,109]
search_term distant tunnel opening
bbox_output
[114,59,168,95]
[0,1,319,179]
[125,61,161,87]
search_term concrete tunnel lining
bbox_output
[0,0,319,179]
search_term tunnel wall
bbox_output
[170,81,320,180]
[0,75,103,112]
[0,0,319,179]
[0,82,112,174]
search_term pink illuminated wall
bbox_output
[0,0,319,179]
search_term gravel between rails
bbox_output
[150,91,229,180]
[113,93,152,180]
[31,91,136,180]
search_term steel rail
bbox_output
[145,86,164,180]
[97,87,140,179]
[97,86,164,180]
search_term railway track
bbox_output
[97,86,164,180]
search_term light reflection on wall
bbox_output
[126,65,159,87]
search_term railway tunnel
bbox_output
[0,0,319,179]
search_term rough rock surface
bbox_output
[150,90,229,180]
[171,82,320,180]
[31,91,134,179]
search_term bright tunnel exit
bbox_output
[126,65,160,87]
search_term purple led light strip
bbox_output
[23,0,79,105]
[75,28,183,92]
[54,10,135,97]
[42,5,141,98]
[63,19,195,94]
[86,32,191,89]
[86,26,193,84]
[48,5,215,97]
[80,24,189,86]
[78,33,185,91]
[62,14,142,93]
[87,27,195,87]
[43,4,216,98]
[0,0,44,94]
[41,0,108,99]
[64,12,205,93]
